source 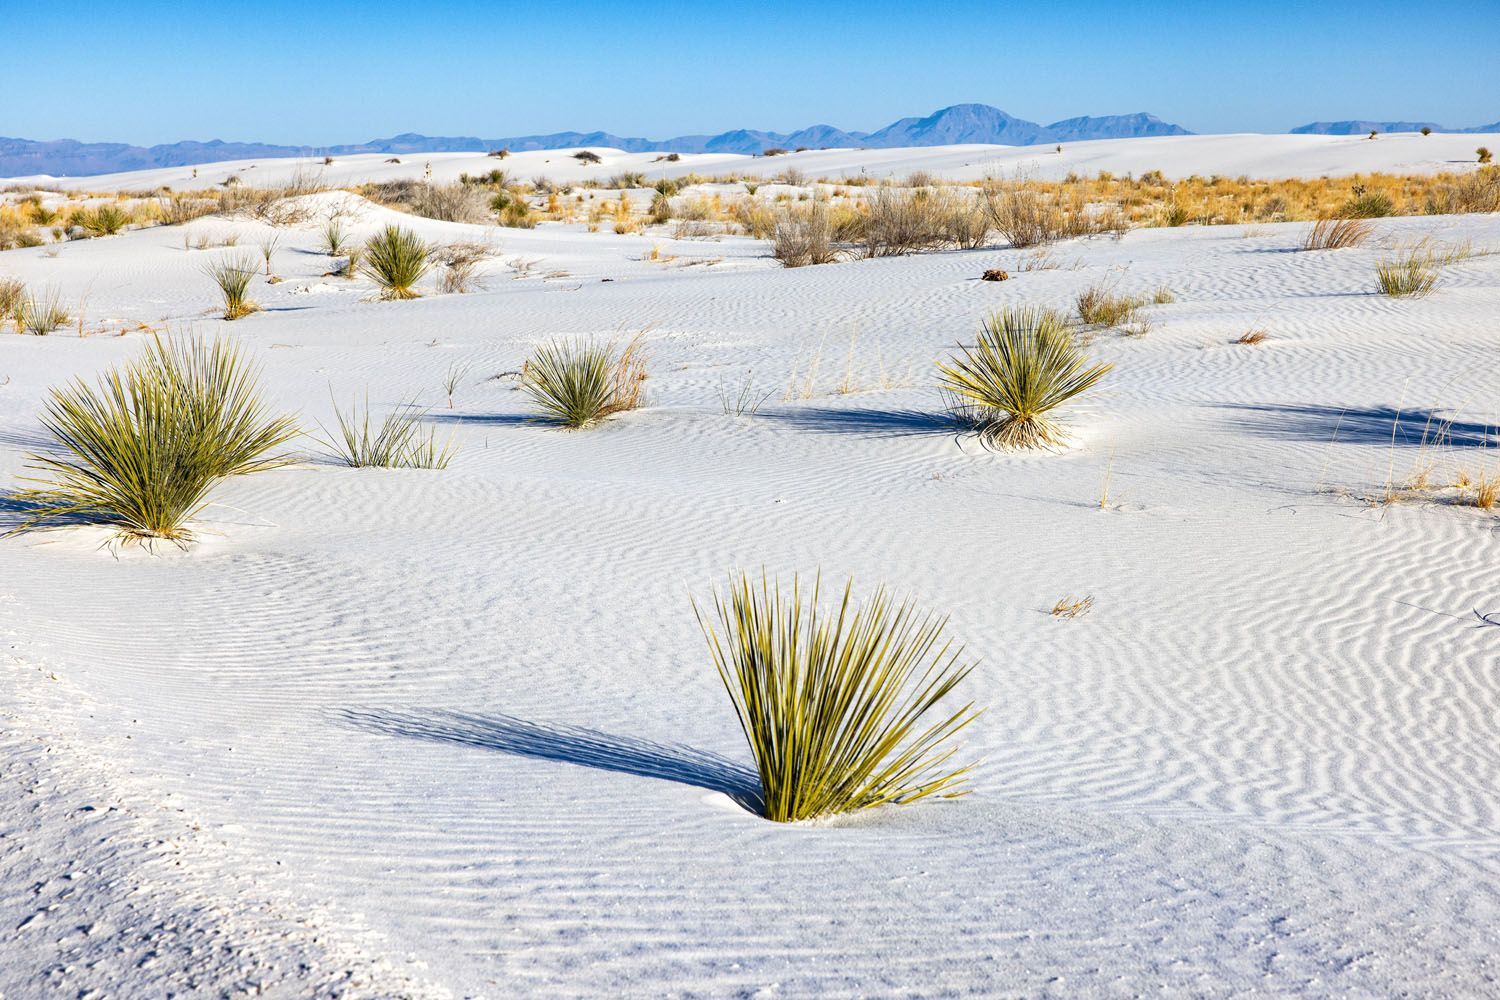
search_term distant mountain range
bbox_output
[2,103,1495,178]
[1290,119,1500,135]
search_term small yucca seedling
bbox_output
[319,393,454,469]
[11,336,297,541]
[321,218,349,255]
[695,572,981,822]
[18,288,70,335]
[938,307,1113,449]
[522,335,647,428]
[361,225,431,299]
[203,251,261,319]
[1375,249,1438,298]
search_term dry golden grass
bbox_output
[1050,595,1095,619]
[1301,217,1375,250]
[1232,329,1269,345]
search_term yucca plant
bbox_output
[1376,249,1438,298]
[11,335,298,541]
[361,225,431,299]
[319,393,454,469]
[202,251,261,319]
[320,218,349,255]
[17,288,70,335]
[696,572,981,822]
[938,306,1113,449]
[522,335,647,428]
[78,203,129,237]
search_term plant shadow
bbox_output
[760,406,959,439]
[1215,403,1496,448]
[338,707,764,813]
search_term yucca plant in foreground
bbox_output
[696,573,981,822]
[319,393,455,469]
[938,306,1113,449]
[202,251,261,319]
[522,335,647,428]
[361,224,431,299]
[12,335,298,542]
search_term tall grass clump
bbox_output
[979,174,1124,248]
[202,251,261,319]
[0,277,26,327]
[1301,217,1374,250]
[362,225,431,299]
[11,336,297,541]
[772,201,839,267]
[18,287,70,335]
[522,335,648,428]
[320,395,454,469]
[938,306,1113,449]
[1075,284,1147,327]
[1375,248,1438,297]
[409,182,491,224]
[695,572,981,823]
[78,203,130,237]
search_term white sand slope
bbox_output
[2,144,1499,997]
[6,132,1499,192]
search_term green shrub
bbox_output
[12,336,297,541]
[938,306,1113,449]
[695,572,981,822]
[202,251,261,319]
[522,335,647,428]
[78,203,129,236]
[320,394,454,469]
[361,225,431,299]
[1375,249,1438,297]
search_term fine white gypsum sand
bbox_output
[2,137,1499,998]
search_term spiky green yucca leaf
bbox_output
[202,251,260,319]
[320,394,454,469]
[362,224,430,299]
[938,306,1112,449]
[523,336,646,428]
[696,573,981,822]
[13,335,298,541]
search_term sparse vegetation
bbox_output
[522,334,648,428]
[1301,217,1374,250]
[939,306,1113,449]
[432,241,492,293]
[1479,147,1493,165]
[1233,329,1269,345]
[77,203,130,237]
[202,251,261,319]
[1375,248,1439,298]
[772,201,838,267]
[362,225,431,299]
[572,150,602,164]
[695,572,981,823]
[320,217,350,255]
[1050,595,1095,619]
[17,288,70,335]
[320,395,455,469]
[1076,284,1147,327]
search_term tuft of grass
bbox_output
[1050,595,1095,619]
[202,251,261,319]
[1375,249,1438,298]
[17,288,71,335]
[0,277,26,326]
[319,394,455,469]
[11,335,297,541]
[1151,285,1175,304]
[938,306,1113,450]
[1301,217,1374,250]
[1076,284,1146,327]
[361,225,431,300]
[695,572,981,823]
[1232,329,1269,345]
[320,217,349,255]
[717,370,772,416]
[441,362,472,407]
[522,335,648,428]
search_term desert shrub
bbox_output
[762,147,788,157]
[648,191,673,225]
[857,186,988,257]
[1076,284,1146,326]
[320,395,454,469]
[362,225,431,299]
[772,201,838,267]
[1301,217,1374,250]
[1342,188,1395,218]
[11,335,296,541]
[522,335,648,428]
[731,199,777,239]
[608,171,647,189]
[695,572,981,822]
[78,203,129,236]
[0,277,24,325]
[409,182,490,224]
[156,194,217,226]
[320,217,349,255]
[1424,167,1500,214]
[202,251,261,320]
[1375,248,1438,297]
[777,167,807,187]
[1479,147,1493,165]
[979,175,1123,247]
[432,241,492,293]
[17,288,70,335]
[938,306,1113,449]
[572,150,602,164]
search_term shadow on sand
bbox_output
[1214,403,1495,448]
[760,406,959,439]
[339,707,763,812]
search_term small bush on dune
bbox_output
[1479,147,1493,165]
[1076,284,1146,327]
[939,306,1113,449]
[979,175,1122,248]
[1301,217,1374,250]
[11,336,297,542]
[432,241,492,293]
[409,182,491,224]
[1425,167,1500,214]
[18,288,70,335]
[523,335,648,428]
[772,201,839,267]
[572,150,602,164]
[1375,248,1438,297]
[202,251,261,319]
[78,203,129,237]
[156,194,217,226]
[695,572,981,823]
[320,394,454,469]
[1341,188,1395,219]
[362,225,431,299]
[0,277,25,326]
[857,186,989,257]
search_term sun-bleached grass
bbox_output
[432,241,492,294]
[77,203,130,237]
[772,201,839,267]
[522,334,648,428]
[979,174,1125,248]
[1375,248,1439,298]
[1233,329,1269,345]
[1301,217,1374,250]
[695,572,981,823]
[17,287,70,335]
[11,335,297,542]
[939,306,1113,450]
[202,251,261,319]
[1050,595,1095,619]
[0,277,26,325]
[362,225,431,300]
[320,395,454,469]
[1076,284,1147,327]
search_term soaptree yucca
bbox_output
[362,224,431,299]
[938,307,1112,449]
[12,335,297,541]
[522,334,647,428]
[202,251,261,319]
[696,572,981,822]
[320,393,454,469]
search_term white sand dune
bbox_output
[2,140,1499,997]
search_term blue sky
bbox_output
[9,0,1497,144]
